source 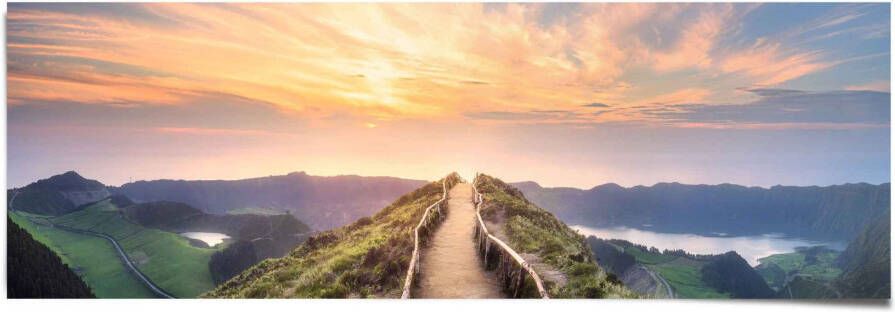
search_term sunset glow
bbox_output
[7,3,890,188]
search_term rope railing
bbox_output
[401,177,451,299]
[472,173,550,299]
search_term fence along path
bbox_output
[401,177,449,298]
[473,174,550,298]
[414,183,504,298]
[401,174,547,299]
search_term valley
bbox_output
[6,170,889,299]
[11,199,218,297]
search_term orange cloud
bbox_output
[719,40,829,86]
[6,3,864,126]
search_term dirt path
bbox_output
[416,183,504,298]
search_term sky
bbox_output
[6,3,891,189]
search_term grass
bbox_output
[756,246,842,293]
[601,240,729,298]
[205,174,461,298]
[651,262,728,298]
[11,199,219,298]
[48,200,219,298]
[9,212,156,298]
[227,207,285,216]
[623,246,676,265]
[476,174,636,298]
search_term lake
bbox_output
[180,232,231,247]
[571,225,844,266]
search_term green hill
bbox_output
[9,199,219,298]
[10,171,110,215]
[206,174,461,298]
[7,217,95,298]
[474,174,634,298]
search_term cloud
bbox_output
[641,90,890,129]
[648,4,734,72]
[638,88,712,105]
[741,88,805,97]
[718,40,830,86]
[6,3,888,128]
[846,81,891,93]
[154,127,285,137]
[583,102,610,108]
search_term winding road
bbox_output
[8,192,175,299]
[50,223,176,298]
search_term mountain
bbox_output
[9,171,110,215]
[514,181,889,241]
[112,171,426,230]
[474,174,634,298]
[206,174,461,298]
[7,217,95,298]
[587,237,774,298]
[834,215,891,298]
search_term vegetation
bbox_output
[119,199,314,285]
[475,174,635,298]
[205,174,461,298]
[210,241,259,284]
[48,199,219,297]
[10,199,219,298]
[9,212,156,298]
[700,252,775,298]
[755,246,842,293]
[228,206,286,215]
[7,217,95,298]
[587,237,777,298]
[834,215,890,298]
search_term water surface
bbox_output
[180,232,230,247]
[572,225,844,266]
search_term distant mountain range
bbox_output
[514,181,890,241]
[112,172,426,230]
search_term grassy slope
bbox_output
[9,212,156,298]
[48,199,218,297]
[226,207,285,215]
[206,175,459,298]
[476,174,635,298]
[604,241,728,298]
[758,248,842,283]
